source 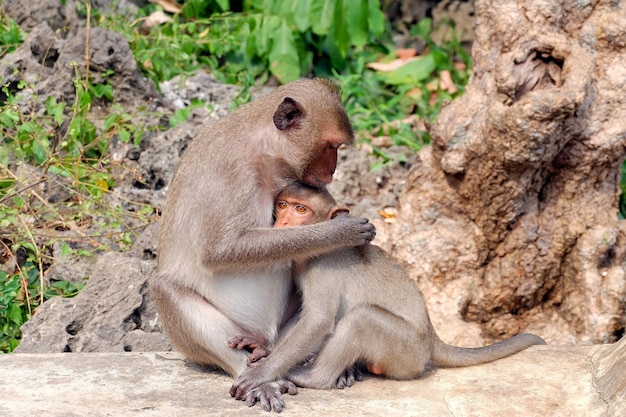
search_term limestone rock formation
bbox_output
[390,0,626,346]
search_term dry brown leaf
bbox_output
[149,0,182,14]
[454,61,467,71]
[429,91,439,107]
[139,11,174,34]
[366,57,419,72]
[396,48,417,60]
[439,70,458,94]
[406,87,422,98]
[371,136,393,148]
[379,207,398,223]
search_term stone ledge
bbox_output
[1,338,624,416]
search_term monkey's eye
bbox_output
[295,205,309,214]
[276,201,288,210]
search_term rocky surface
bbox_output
[2,0,624,403]
[1,337,624,416]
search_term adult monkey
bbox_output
[230,183,546,411]
[151,79,376,406]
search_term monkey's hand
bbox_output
[228,335,271,365]
[334,216,376,246]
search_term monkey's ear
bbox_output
[329,207,350,220]
[273,97,304,131]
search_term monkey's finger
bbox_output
[235,384,250,400]
[248,347,270,364]
[278,380,298,396]
[230,379,251,400]
[244,390,260,408]
[228,335,261,350]
[249,384,285,413]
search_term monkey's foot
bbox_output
[335,365,363,389]
[287,365,363,389]
[227,335,271,365]
[240,380,298,413]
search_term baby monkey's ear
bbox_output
[329,207,350,220]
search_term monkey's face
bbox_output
[274,198,317,227]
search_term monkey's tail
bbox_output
[431,333,546,368]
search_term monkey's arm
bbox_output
[204,217,375,270]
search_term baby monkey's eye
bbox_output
[276,201,288,209]
[295,205,309,213]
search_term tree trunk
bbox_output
[390,0,626,345]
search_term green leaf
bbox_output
[215,0,230,12]
[268,20,300,83]
[31,139,48,164]
[255,16,273,55]
[411,18,432,41]
[7,303,22,325]
[11,195,24,208]
[291,0,313,32]
[310,0,336,35]
[60,243,72,257]
[332,0,349,57]
[0,108,19,127]
[103,114,118,131]
[378,54,437,85]
[48,164,71,178]
[344,0,368,48]
[367,0,385,37]
[118,128,131,143]
[89,83,114,101]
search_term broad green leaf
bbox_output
[379,54,437,85]
[31,139,48,164]
[118,128,131,143]
[310,0,336,35]
[268,20,300,83]
[411,18,432,40]
[291,0,313,32]
[344,0,368,48]
[9,338,19,352]
[215,0,230,12]
[367,0,385,36]
[256,16,276,55]
[332,0,349,57]
[7,303,22,325]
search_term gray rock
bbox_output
[1,337,624,416]
[16,250,171,353]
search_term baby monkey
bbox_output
[231,183,546,408]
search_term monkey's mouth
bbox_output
[303,173,332,188]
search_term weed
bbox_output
[0,22,155,351]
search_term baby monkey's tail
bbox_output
[431,333,546,368]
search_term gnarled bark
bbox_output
[391,0,626,345]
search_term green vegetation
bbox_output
[98,0,470,159]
